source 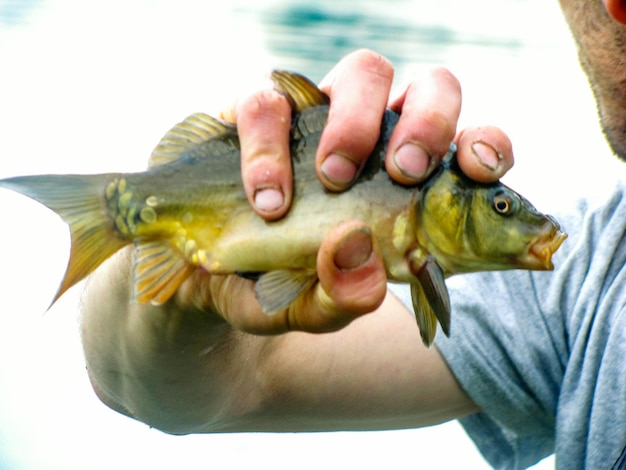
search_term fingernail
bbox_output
[393,143,432,180]
[320,153,358,187]
[254,187,284,212]
[471,141,501,171]
[333,227,373,271]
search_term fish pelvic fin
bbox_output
[254,269,317,315]
[149,112,239,168]
[0,174,129,306]
[409,256,451,347]
[133,241,195,305]
[271,70,330,113]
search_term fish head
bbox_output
[417,159,567,275]
[466,185,567,271]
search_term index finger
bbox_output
[221,88,294,221]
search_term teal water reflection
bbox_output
[0,0,42,25]
[238,0,522,81]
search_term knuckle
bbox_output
[237,91,291,164]
[237,89,290,122]
[430,66,461,94]
[350,48,394,78]
[336,277,386,316]
[416,108,457,152]
[338,114,380,145]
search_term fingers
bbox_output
[223,49,394,217]
[227,54,513,223]
[316,49,394,191]
[385,67,462,184]
[384,67,513,184]
[454,126,514,183]
[222,89,293,221]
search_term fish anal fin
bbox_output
[254,269,317,315]
[409,254,451,347]
[271,70,330,113]
[149,112,238,168]
[133,241,195,305]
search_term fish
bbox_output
[0,70,566,346]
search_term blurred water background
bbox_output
[1,0,623,468]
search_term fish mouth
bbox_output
[527,217,567,270]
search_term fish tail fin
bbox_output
[0,173,129,306]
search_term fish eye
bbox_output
[492,190,517,216]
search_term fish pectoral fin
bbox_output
[410,258,451,347]
[133,241,195,305]
[254,269,317,315]
[149,112,238,168]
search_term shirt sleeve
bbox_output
[435,269,563,468]
[391,182,626,469]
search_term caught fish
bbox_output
[0,70,566,346]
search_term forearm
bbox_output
[252,296,478,432]
[80,252,477,434]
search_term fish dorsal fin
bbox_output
[408,255,451,347]
[271,70,330,113]
[133,240,195,305]
[254,269,317,315]
[149,112,238,168]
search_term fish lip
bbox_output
[528,221,567,270]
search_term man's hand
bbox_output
[199,49,515,334]
[225,49,513,221]
[82,50,494,431]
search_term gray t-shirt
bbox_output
[391,182,626,469]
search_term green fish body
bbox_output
[0,71,566,346]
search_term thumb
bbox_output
[287,220,388,332]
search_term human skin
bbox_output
[561,0,626,160]
[81,0,626,434]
